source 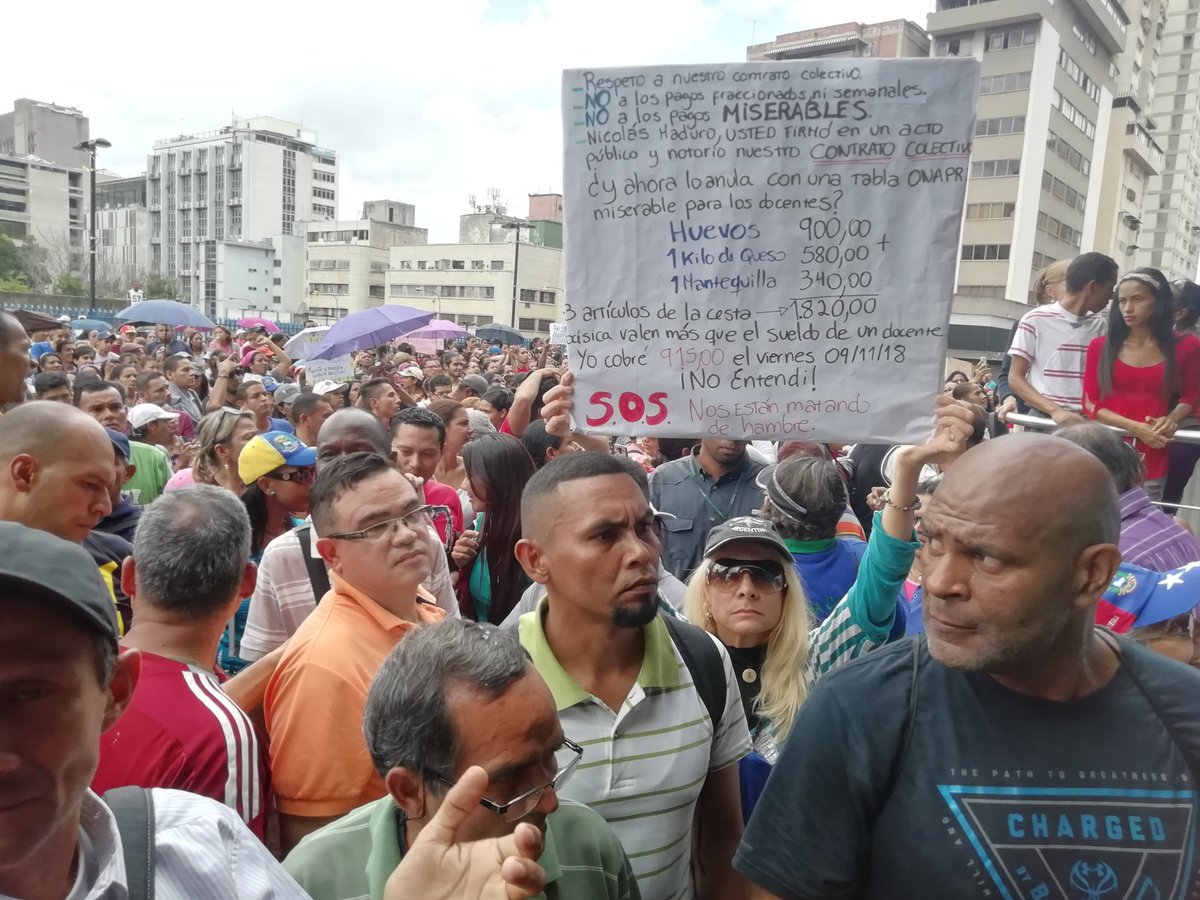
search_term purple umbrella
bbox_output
[307,305,436,361]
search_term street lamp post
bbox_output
[74,138,112,317]
[501,220,529,337]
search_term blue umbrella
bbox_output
[115,299,216,330]
[307,305,435,361]
[69,318,113,334]
[475,323,525,345]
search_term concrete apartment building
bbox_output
[95,174,150,291]
[1095,0,1167,273]
[1136,0,1200,281]
[0,153,85,251]
[928,0,1128,312]
[304,201,429,322]
[0,99,90,169]
[747,20,931,59]
[386,214,563,337]
[147,116,338,313]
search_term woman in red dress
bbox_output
[1083,267,1200,500]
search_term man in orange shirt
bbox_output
[264,451,445,851]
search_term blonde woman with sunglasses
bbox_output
[683,398,975,819]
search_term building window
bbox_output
[969,158,1021,178]
[979,71,1032,94]
[934,34,973,57]
[965,202,1016,219]
[961,244,1012,261]
[1041,171,1087,212]
[471,260,486,270]
[1051,92,1097,140]
[1072,18,1097,55]
[975,116,1026,136]
[520,289,538,303]
[491,260,505,270]
[986,24,1037,52]
[1058,49,1102,104]
[1036,211,1083,248]
[1046,131,1091,176]
[957,285,1007,298]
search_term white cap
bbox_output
[398,366,423,379]
[241,373,265,384]
[56,315,71,324]
[311,380,344,395]
[129,403,180,430]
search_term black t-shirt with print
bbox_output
[735,635,1200,899]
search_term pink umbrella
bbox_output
[236,316,281,333]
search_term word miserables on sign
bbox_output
[561,59,978,444]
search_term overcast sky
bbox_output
[6,0,933,242]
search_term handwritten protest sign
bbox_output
[561,59,978,442]
[294,330,354,384]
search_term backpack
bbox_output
[662,614,726,733]
[103,786,155,900]
[295,523,331,603]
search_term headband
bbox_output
[1118,272,1164,291]
[765,468,809,522]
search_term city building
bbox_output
[269,232,306,322]
[1095,0,1166,273]
[210,239,277,321]
[95,174,150,292]
[1136,0,1200,281]
[927,0,1129,313]
[747,19,931,61]
[147,116,338,307]
[386,217,562,337]
[528,193,563,222]
[0,99,90,169]
[0,152,85,250]
[304,201,429,322]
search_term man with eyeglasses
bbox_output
[265,450,446,852]
[284,617,640,899]
[240,409,459,663]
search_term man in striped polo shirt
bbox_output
[92,485,271,839]
[514,451,751,900]
[1008,251,1117,425]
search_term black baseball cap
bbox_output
[703,517,791,561]
[0,522,119,643]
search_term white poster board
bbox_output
[294,330,354,384]
[548,323,568,345]
[562,59,978,442]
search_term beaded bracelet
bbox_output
[882,489,921,513]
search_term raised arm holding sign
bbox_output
[562,59,978,444]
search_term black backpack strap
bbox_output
[1104,631,1200,787]
[103,786,155,900]
[879,636,922,810]
[663,614,725,732]
[295,524,331,604]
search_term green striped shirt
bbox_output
[284,794,641,900]
[520,603,751,900]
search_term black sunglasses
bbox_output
[706,558,787,592]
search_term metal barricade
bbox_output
[1004,412,1200,511]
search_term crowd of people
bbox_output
[2,252,1200,900]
